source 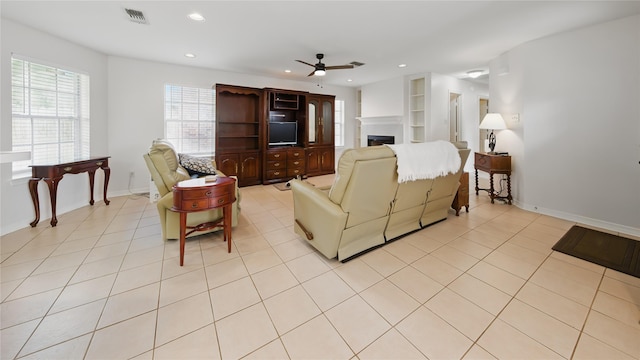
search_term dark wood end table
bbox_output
[474,152,512,204]
[171,176,236,266]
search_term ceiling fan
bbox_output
[296,53,356,77]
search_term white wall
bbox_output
[0,19,108,235]
[491,14,640,236]
[360,77,404,117]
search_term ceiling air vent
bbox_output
[124,8,148,24]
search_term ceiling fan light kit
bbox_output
[296,53,359,77]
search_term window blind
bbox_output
[164,84,215,155]
[11,57,90,177]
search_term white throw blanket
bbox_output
[387,141,461,183]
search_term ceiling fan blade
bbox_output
[326,64,355,70]
[307,70,316,77]
[296,60,315,67]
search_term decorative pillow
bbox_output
[178,153,217,176]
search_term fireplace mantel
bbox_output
[357,116,404,147]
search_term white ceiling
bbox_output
[3,1,640,87]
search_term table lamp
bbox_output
[479,113,507,154]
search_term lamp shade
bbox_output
[479,113,507,130]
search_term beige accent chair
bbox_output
[290,142,469,261]
[143,140,240,240]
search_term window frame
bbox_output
[334,99,345,147]
[11,55,90,179]
[163,84,216,156]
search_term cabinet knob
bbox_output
[293,152,299,156]
[191,202,199,209]
[274,171,280,176]
[205,191,212,197]
[64,167,73,172]
[274,162,280,167]
[96,161,103,166]
[293,161,299,165]
[274,154,280,158]
[218,198,225,204]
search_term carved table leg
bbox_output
[88,169,96,205]
[506,174,513,205]
[179,212,187,266]
[489,173,495,204]
[474,169,479,195]
[224,204,233,253]
[29,178,41,227]
[45,177,61,227]
[102,166,111,205]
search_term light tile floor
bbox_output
[1,175,639,359]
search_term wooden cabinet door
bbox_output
[320,98,334,145]
[239,152,261,186]
[320,147,334,172]
[306,146,334,176]
[307,95,335,147]
[217,154,239,177]
[306,148,320,175]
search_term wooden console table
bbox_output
[171,176,236,266]
[29,157,111,227]
[474,152,512,204]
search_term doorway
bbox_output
[449,93,461,142]
[479,98,489,152]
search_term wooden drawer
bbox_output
[180,187,226,200]
[266,151,286,161]
[287,168,304,177]
[208,193,233,207]
[266,160,286,170]
[287,158,305,168]
[177,192,230,210]
[287,148,305,159]
[474,152,510,173]
[266,169,286,179]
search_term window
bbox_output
[11,57,90,177]
[164,84,215,155]
[334,99,345,147]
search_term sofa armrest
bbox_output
[290,179,348,259]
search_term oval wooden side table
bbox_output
[171,176,236,266]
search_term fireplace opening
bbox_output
[367,135,395,146]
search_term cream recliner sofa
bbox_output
[290,141,469,261]
[143,140,240,240]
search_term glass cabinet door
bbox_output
[308,100,317,144]
[321,99,333,145]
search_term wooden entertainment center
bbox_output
[215,84,335,187]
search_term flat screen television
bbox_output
[269,121,297,146]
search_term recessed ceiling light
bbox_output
[467,70,483,78]
[284,69,291,73]
[398,64,407,68]
[185,53,196,58]
[188,13,205,21]
[347,79,353,82]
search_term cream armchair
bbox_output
[291,146,398,260]
[143,140,240,240]
[291,142,469,261]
